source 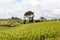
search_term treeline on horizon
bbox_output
[0,11,60,27]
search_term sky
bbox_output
[0,0,60,19]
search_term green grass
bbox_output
[0,20,60,40]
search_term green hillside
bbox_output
[0,19,23,27]
[0,20,60,40]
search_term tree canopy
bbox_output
[24,11,34,23]
[24,11,34,17]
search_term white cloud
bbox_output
[0,0,60,19]
[22,0,40,6]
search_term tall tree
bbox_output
[24,11,34,23]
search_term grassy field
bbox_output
[0,20,60,40]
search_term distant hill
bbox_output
[0,18,23,27]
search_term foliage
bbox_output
[0,19,23,27]
[24,11,34,16]
[40,17,47,22]
[35,20,40,22]
[24,11,34,23]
